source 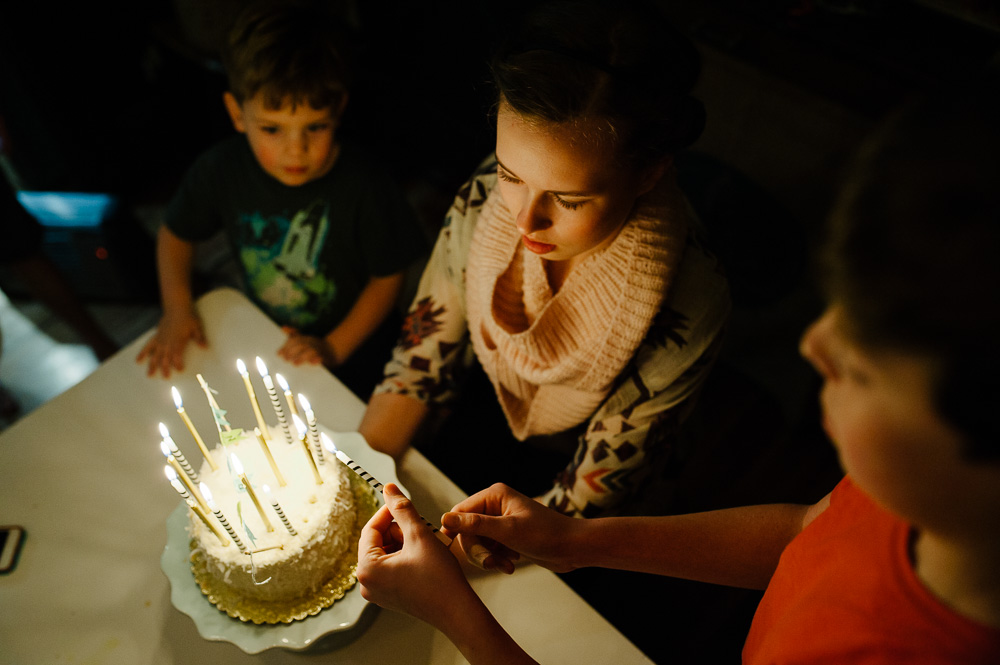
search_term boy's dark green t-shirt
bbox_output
[166,136,426,337]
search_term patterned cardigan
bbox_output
[373,157,731,517]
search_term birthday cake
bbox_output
[189,422,370,624]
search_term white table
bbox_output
[0,287,653,664]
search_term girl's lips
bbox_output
[522,235,556,254]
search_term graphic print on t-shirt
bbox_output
[237,199,336,330]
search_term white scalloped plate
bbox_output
[160,431,395,654]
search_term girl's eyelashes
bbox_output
[498,165,586,210]
[497,166,521,184]
[554,196,584,210]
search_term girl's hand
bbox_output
[357,484,477,626]
[443,483,580,574]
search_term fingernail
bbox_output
[441,512,460,529]
[469,544,491,568]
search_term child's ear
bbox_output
[332,92,350,124]
[223,92,246,133]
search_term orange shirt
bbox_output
[743,477,1000,664]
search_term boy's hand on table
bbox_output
[444,483,580,575]
[278,327,338,367]
[357,484,476,624]
[136,310,206,378]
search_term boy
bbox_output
[355,86,1000,663]
[137,1,426,398]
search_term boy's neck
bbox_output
[913,528,1000,628]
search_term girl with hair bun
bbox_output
[359,0,730,518]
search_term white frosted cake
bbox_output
[186,424,366,623]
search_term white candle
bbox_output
[161,441,210,513]
[256,358,293,445]
[320,433,451,546]
[275,373,300,418]
[171,386,217,470]
[292,414,324,485]
[201,482,245,552]
[237,359,270,440]
[164,466,227,546]
[297,393,324,464]
[230,453,274,532]
[263,484,297,536]
[159,422,198,482]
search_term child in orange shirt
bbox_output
[355,84,1000,663]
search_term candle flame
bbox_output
[298,393,312,414]
[292,413,306,437]
[320,432,336,453]
[255,356,269,377]
[230,453,244,475]
[164,465,178,481]
[236,358,248,376]
[276,373,290,392]
[200,482,216,509]
[171,386,183,409]
[160,440,172,457]
[262,484,272,495]
[158,422,170,438]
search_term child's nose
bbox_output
[287,132,309,156]
[800,308,838,381]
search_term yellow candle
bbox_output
[254,427,286,487]
[230,454,274,532]
[236,359,270,441]
[189,500,229,546]
[275,373,300,418]
[292,414,323,485]
[172,386,217,470]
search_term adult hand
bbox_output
[357,484,477,626]
[136,308,206,378]
[443,483,580,574]
[277,327,337,367]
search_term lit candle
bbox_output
[171,386,217,470]
[292,414,324,485]
[159,422,198,482]
[297,393,324,465]
[237,359,270,440]
[164,466,227,546]
[161,441,210,513]
[201,482,245,553]
[263,484,297,536]
[275,373,300,418]
[254,427,286,487]
[230,453,274,532]
[320,433,451,546]
[256,357,293,444]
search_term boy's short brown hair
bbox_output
[823,83,1000,460]
[221,0,353,111]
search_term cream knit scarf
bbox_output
[466,180,687,440]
